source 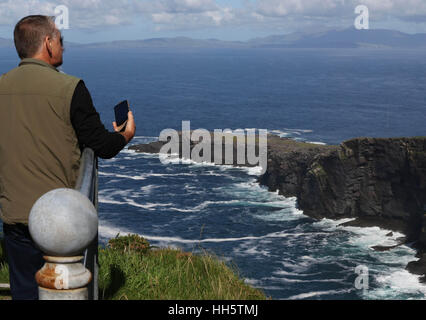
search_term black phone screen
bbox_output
[114,100,129,127]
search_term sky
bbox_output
[1,0,426,43]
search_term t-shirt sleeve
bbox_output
[70,80,126,159]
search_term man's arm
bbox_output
[70,80,134,159]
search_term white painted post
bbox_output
[28,188,98,300]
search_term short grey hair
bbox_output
[14,15,57,59]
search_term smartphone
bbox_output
[114,100,129,132]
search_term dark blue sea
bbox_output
[1,47,426,299]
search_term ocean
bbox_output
[1,46,426,299]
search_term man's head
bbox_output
[14,15,64,67]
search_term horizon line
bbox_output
[2,26,426,45]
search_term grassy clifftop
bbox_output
[0,234,267,300]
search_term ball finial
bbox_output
[29,188,98,256]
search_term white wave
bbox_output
[159,152,266,177]
[312,217,426,299]
[122,151,160,159]
[104,179,121,185]
[99,222,133,240]
[99,193,173,210]
[140,184,162,193]
[270,131,291,137]
[245,166,264,176]
[98,188,130,197]
[120,147,160,158]
[266,276,345,284]
[159,154,216,167]
[226,181,305,220]
[273,269,324,277]
[98,198,127,206]
[201,170,225,176]
[287,289,352,300]
[346,226,406,249]
[167,200,241,212]
[246,199,300,209]
[243,278,284,291]
[166,197,302,214]
[279,255,336,274]
[99,171,196,181]
[121,148,137,154]
[218,164,265,176]
[98,164,113,168]
[254,207,303,222]
[313,218,356,228]
[98,171,147,180]
[147,231,297,243]
[307,141,327,145]
[315,218,406,249]
[123,198,173,210]
[99,157,119,164]
[233,241,272,257]
[241,246,271,257]
[166,207,200,213]
[314,217,413,257]
[243,278,263,286]
[99,221,304,245]
[365,270,426,300]
[270,128,314,138]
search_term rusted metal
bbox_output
[36,263,59,290]
[35,256,92,292]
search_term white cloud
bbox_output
[255,0,342,17]
[1,0,426,33]
[0,0,57,25]
[253,0,426,21]
[0,0,236,29]
[136,0,236,30]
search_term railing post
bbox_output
[28,188,98,300]
[28,148,99,300]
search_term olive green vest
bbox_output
[0,58,81,225]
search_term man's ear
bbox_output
[45,36,53,57]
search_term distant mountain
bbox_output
[76,28,426,49]
[77,37,246,49]
[1,28,426,49]
[249,28,426,48]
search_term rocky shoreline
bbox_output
[129,133,426,281]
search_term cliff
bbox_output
[259,137,426,239]
[129,135,426,279]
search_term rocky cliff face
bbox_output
[258,137,426,243]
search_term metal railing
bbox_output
[74,148,98,300]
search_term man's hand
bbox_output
[113,110,136,144]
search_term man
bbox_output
[0,15,136,299]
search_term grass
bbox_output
[0,234,267,300]
[0,235,11,300]
[99,234,267,300]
